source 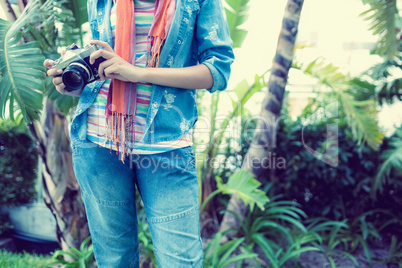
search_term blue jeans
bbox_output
[72,144,203,267]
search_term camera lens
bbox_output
[69,72,82,83]
[62,63,90,92]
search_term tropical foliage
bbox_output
[48,236,95,268]
[293,58,384,149]
[372,126,402,198]
[0,0,83,123]
[361,0,400,59]
[200,170,269,214]
[0,119,37,206]
[0,1,47,122]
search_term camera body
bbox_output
[52,44,106,92]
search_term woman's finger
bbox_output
[103,65,116,78]
[47,68,63,78]
[53,77,63,86]
[55,84,65,94]
[98,58,116,80]
[89,49,115,65]
[90,40,114,52]
[44,59,55,69]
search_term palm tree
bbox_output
[0,0,89,250]
[219,0,305,237]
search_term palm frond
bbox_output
[340,92,383,149]
[0,0,87,122]
[224,0,250,49]
[364,55,402,80]
[0,1,49,123]
[295,58,384,149]
[361,0,400,59]
[371,127,402,199]
[351,77,402,107]
[376,77,402,105]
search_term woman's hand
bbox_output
[43,58,83,97]
[89,40,144,83]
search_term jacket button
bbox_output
[178,40,182,45]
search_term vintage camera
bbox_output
[52,44,106,92]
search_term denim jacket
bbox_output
[70,0,234,147]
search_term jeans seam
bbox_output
[82,191,132,206]
[148,205,198,224]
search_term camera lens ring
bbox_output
[62,63,90,92]
[69,62,91,78]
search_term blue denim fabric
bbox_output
[70,0,234,147]
[72,144,202,267]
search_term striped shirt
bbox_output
[86,0,193,154]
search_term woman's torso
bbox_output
[85,0,193,154]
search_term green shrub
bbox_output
[273,115,402,226]
[48,236,95,268]
[217,106,402,235]
[203,232,257,268]
[0,119,38,206]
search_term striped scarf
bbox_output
[105,0,176,162]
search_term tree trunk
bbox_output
[219,0,304,238]
[29,99,89,251]
[0,1,17,25]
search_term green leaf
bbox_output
[252,233,279,268]
[295,58,384,149]
[218,237,244,265]
[217,170,269,211]
[70,0,88,27]
[279,246,320,266]
[360,0,399,59]
[224,0,250,48]
[80,236,92,252]
[371,127,402,198]
[233,79,250,102]
[340,92,384,149]
[0,13,45,123]
[218,252,257,268]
